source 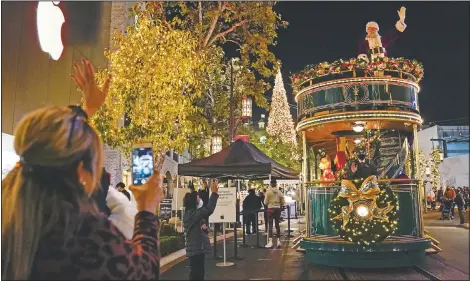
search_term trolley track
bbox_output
[412,265,442,281]
[329,265,443,281]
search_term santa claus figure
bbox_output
[358,6,407,60]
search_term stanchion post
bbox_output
[233,218,238,259]
[213,223,217,259]
[294,201,298,219]
[288,206,291,236]
[242,213,246,246]
[255,210,260,248]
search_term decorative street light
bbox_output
[241,96,252,120]
[211,134,222,154]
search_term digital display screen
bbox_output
[132,147,153,185]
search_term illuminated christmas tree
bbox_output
[429,148,443,189]
[266,69,297,145]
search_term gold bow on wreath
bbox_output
[332,175,395,229]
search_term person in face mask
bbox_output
[347,147,378,180]
[183,180,219,280]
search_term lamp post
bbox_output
[228,58,252,143]
[212,134,223,154]
[241,96,252,121]
[229,60,235,143]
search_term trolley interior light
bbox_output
[356,205,369,218]
[352,122,366,133]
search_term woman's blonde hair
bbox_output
[1,106,103,280]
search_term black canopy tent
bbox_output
[178,139,299,179]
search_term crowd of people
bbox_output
[427,185,469,225]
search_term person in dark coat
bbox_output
[346,148,378,180]
[184,180,219,281]
[455,188,466,225]
[243,189,262,234]
[93,167,111,216]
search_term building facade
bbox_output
[418,125,469,189]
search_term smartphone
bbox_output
[131,143,154,185]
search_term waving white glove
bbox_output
[397,6,406,22]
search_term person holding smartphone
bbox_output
[2,59,163,280]
[183,179,219,281]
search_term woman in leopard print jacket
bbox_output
[2,59,163,280]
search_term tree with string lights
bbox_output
[266,68,297,146]
[90,17,206,168]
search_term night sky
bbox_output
[255,2,469,125]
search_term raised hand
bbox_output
[129,171,164,213]
[351,162,358,174]
[211,179,219,194]
[71,58,110,118]
[397,6,406,21]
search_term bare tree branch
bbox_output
[198,1,202,26]
[224,39,242,48]
[202,1,224,47]
[208,19,249,46]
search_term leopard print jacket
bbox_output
[29,211,160,280]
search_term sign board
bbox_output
[209,187,237,223]
[159,199,173,220]
[172,188,189,211]
[281,201,296,219]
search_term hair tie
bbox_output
[17,156,34,174]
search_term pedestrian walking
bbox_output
[455,188,466,225]
[437,187,444,211]
[184,180,219,281]
[427,188,435,210]
[443,187,456,219]
[243,189,262,234]
[264,178,286,248]
[1,59,162,280]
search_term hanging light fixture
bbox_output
[352,121,366,133]
[211,134,222,154]
[241,96,252,120]
[354,138,362,144]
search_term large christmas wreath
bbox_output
[328,176,399,246]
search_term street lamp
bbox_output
[212,134,222,154]
[241,96,252,120]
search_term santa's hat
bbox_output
[366,21,379,31]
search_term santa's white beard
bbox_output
[366,31,383,49]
